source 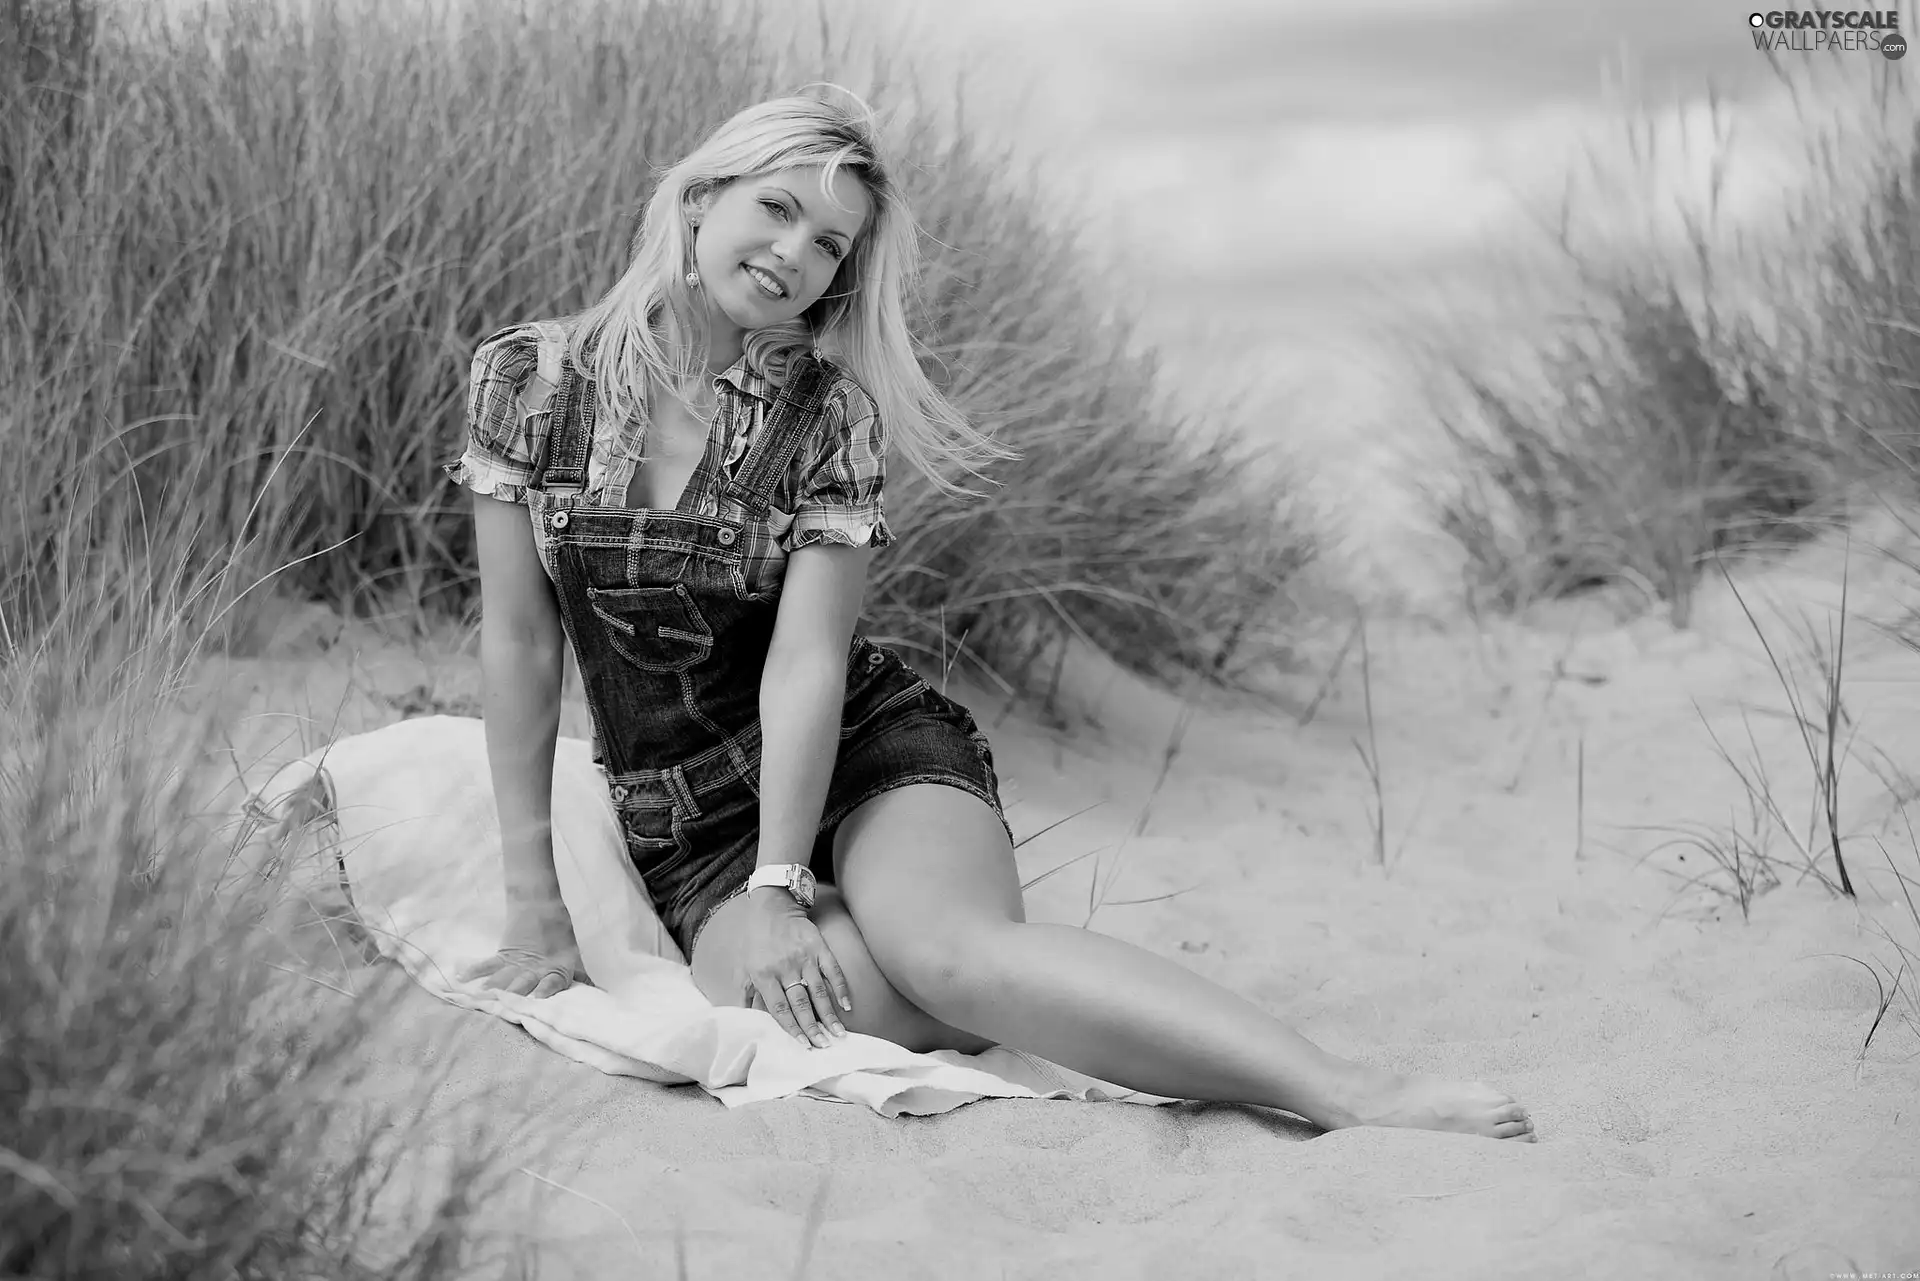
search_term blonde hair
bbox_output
[566,86,1015,497]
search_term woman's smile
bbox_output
[742,262,790,300]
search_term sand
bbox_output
[206,520,1920,1280]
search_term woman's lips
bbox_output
[743,264,788,299]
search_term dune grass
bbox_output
[1420,270,1817,628]
[0,0,1313,697]
[1662,556,1919,1051]
[0,591,545,1276]
[1400,64,1917,624]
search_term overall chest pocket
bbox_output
[586,582,713,671]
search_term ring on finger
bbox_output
[780,981,819,1042]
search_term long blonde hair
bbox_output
[566,87,1015,497]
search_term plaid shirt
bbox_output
[444,322,892,594]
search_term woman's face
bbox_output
[690,164,872,337]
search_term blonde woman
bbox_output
[446,89,1534,1141]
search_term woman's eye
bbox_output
[761,197,840,257]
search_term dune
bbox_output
[207,518,1920,1279]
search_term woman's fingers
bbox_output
[757,975,811,1045]
[783,975,831,1048]
[816,947,854,1018]
[804,965,845,1039]
[458,954,506,984]
[490,965,535,995]
[463,953,571,998]
[746,933,853,1048]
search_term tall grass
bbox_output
[1781,75,1920,485]
[0,0,1313,693]
[1399,64,1918,623]
[1,602,537,1276]
[1420,267,1818,627]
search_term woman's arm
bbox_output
[472,491,568,909]
[728,540,873,1042]
[754,542,875,872]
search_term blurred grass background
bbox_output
[1391,66,1918,626]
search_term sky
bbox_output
[835,0,1908,572]
[872,0,1867,308]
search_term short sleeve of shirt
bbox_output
[442,326,545,506]
[781,376,894,554]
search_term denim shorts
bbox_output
[618,679,1012,959]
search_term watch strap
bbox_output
[747,863,815,904]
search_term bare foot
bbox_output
[1334,1067,1537,1141]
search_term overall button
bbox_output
[549,510,570,530]
[867,650,885,666]
[716,527,737,546]
[610,784,630,802]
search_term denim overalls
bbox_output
[521,346,1011,958]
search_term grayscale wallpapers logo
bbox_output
[1758,9,1904,57]
[1748,9,1906,58]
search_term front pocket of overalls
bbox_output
[620,804,693,881]
[586,583,713,672]
[840,673,935,741]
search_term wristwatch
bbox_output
[746,862,817,909]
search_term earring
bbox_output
[686,269,700,288]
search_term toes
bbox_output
[1491,1105,1537,1141]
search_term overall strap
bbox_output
[721,354,836,519]
[530,327,595,494]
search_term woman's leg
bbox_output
[832,784,1535,1139]
[690,883,996,1055]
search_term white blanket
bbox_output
[246,715,1170,1116]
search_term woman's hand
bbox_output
[737,887,852,1048]
[460,896,586,999]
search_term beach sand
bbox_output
[205,520,1920,1279]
